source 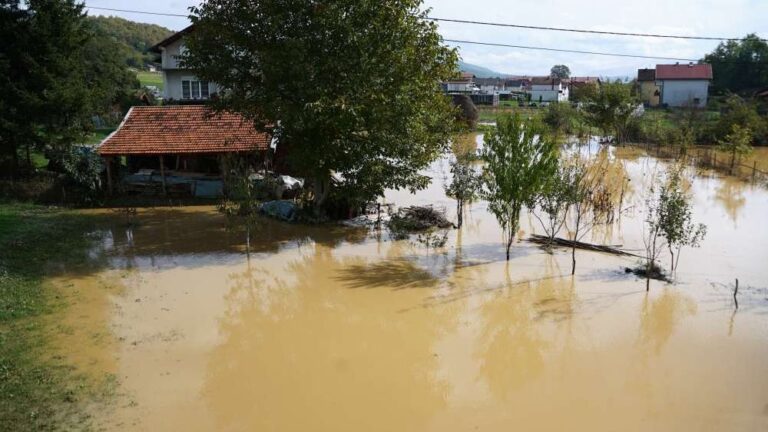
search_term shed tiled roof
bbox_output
[656,63,713,80]
[98,105,271,156]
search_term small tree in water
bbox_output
[718,124,753,175]
[658,166,707,274]
[445,158,482,229]
[530,162,578,250]
[641,166,707,290]
[482,114,557,260]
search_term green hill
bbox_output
[87,15,173,68]
[458,60,505,78]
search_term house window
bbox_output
[181,79,210,100]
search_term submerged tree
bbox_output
[642,174,666,291]
[641,166,707,290]
[482,114,557,260]
[445,158,482,229]
[530,162,578,250]
[717,124,753,174]
[183,0,458,213]
[658,167,707,273]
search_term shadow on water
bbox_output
[335,257,441,290]
[97,207,369,270]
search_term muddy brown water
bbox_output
[47,139,768,431]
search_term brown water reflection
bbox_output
[46,139,768,431]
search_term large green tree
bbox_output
[182,0,458,210]
[482,114,558,260]
[583,80,638,144]
[0,0,138,176]
[703,34,768,94]
[550,64,571,80]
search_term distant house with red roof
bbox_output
[98,105,273,195]
[654,63,713,108]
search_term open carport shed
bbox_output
[98,105,272,196]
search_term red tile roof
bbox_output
[656,63,713,80]
[98,105,271,156]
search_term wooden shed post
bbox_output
[159,155,167,196]
[104,156,113,195]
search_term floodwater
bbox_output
[47,138,768,431]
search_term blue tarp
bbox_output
[260,200,298,222]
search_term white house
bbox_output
[149,26,220,101]
[530,77,568,102]
[655,63,713,108]
[443,72,477,93]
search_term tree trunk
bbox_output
[571,245,576,275]
[669,246,675,272]
[456,200,463,229]
[730,151,736,175]
[313,173,331,209]
[506,232,513,261]
[10,142,18,179]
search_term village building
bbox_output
[530,77,569,103]
[148,26,221,102]
[654,63,713,108]
[568,76,601,93]
[97,105,273,197]
[637,68,660,107]
[442,72,477,93]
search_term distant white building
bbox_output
[149,26,221,101]
[530,77,568,102]
[443,72,477,93]
[655,63,713,108]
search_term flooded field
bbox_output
[48,139,768,431]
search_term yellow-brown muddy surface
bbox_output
[48,139,768,431]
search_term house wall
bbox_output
[445,82,473,92]
[163,70,220,101]
[639,81,660,107]
[659,80,709,107]
[160,39,185,70]
[531,84,568,102]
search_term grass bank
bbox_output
[136,70,163,90]
[0,203,107,431]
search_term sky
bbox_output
[83,0,768,77]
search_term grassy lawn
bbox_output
[136,70,163,91]
[84,128,116,145]
[476,106,540,123]
[0,203,107,431]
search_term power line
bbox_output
[85,5,187,18]
[83,4,767,64]
[443,39,700,62]
[85,5,764,43]
[443,39,768,65]
[429,17,765,42]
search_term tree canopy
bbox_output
[482,114,558,260]
[87,15,173,68]
[583,81,638,143]
[550,64,571,80]
[183,0,459,210]
[703,34,768,94]
[0,0,139,176]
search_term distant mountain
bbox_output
[88,16,173,68]
[458,61,505,78]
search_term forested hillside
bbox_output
[87,16,173,68]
